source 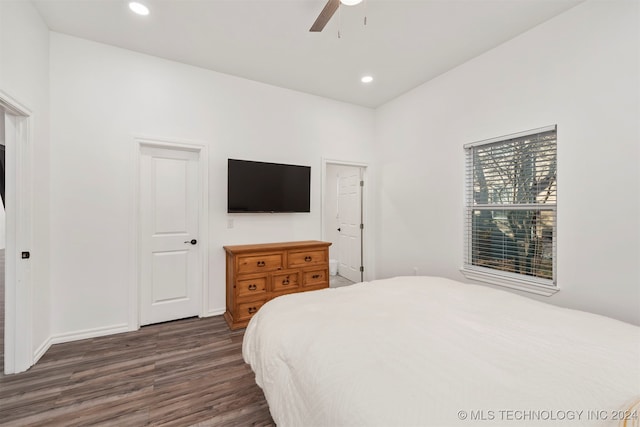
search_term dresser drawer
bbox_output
[236,300,266,321]
[303,268,328,287]
[272,271,300,292]
[288,249,327,268]
[237,252,283,274]
[235,276,267,299]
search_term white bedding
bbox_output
[243,276,640,426]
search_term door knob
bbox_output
[184,239,197,245]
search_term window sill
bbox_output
[460,267,559,296]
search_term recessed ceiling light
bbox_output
[341,0,363,5]
[128,2,150,16]
[361,75,373,83]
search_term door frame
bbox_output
[131,136,209,330]
[1,90,33,374]
[321,158,370,282]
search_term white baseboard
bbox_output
[31,323,130,366]
[33,336,53,365]
[32,315,224,366]
[204,307,225,317]
[50,323,130,346]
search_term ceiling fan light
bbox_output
[340,0,363,5]
[128,2,150,16]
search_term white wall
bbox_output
[0,0,51,356]
[49,33,375,337]
[374,0,640,325]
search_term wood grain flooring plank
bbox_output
[0,250,4,374]
[0,316,274,426]
[189,402,274,427]
[46,388,155,427]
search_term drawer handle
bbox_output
[248,284,257,291]
[312,274,321,279]
[304,256,312,262]
[248,307,258,314]
[257,261,266,267]
[282,278,290,285]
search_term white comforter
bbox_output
[243,276,640,427]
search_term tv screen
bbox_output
[227,159,311,213]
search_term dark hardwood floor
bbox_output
[0,249,5,373]
[0,315,274,426]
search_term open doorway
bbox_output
[323,160,367,288]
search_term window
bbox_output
[462,125,557,296]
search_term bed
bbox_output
[243,276,640,427]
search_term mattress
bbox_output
[243,276,640,426]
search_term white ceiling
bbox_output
[33,0,582,108]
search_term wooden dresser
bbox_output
[223,240,331,329]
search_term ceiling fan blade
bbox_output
[309,0,340,32]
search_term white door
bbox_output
[3,109,33,374]
[139,145,201,326]
[337,167,362,283]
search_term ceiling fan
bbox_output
[309,0,363,32]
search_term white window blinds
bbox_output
[463,125,557,289]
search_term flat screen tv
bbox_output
[227,159,311,213]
